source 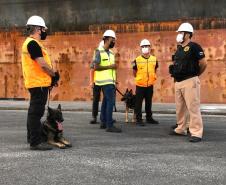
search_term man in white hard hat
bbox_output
[169,22,207,142]
[93,30,121,132]
[132,39,159,126]
[21,15,60,150]
[89,40,104,124]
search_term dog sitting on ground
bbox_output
[121,89,136,123]
[42,104,72,149]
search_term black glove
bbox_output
[169,65,174,75]
[54,71,60,81]
[172,55,175,61]
[51,71,60,87]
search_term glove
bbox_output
[169,65,174,75]
[172,55,175,61]
[51,71,60,87]
[54,71,60,81]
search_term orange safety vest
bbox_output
[21,37,52,89]
[134,55,157,87]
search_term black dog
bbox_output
[42,104,72,149]
[121,89,136,123]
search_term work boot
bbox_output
[106,126,122,133]
[100,123,106,129]
[136,119,145,126]
[171,124,178,129]
[189,136,202,143]
[146,117,159,124]
[169,130,187,136]
[90,117,97,124]
[30,143,53,151]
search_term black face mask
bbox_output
[109,41,115,48]
[40,30,47,40]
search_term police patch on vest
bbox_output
[184,46,190,52]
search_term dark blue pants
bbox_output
[100,84,115,128]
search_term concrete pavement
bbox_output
[0,100,225,115]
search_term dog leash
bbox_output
[116,87,124,96]
[114,87,124,112]
[47,87,52,107]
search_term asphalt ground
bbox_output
[0,110,226,185]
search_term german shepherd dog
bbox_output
[121,89,136,123]
[42,104,72,149]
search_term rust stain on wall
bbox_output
[0,21,226,103]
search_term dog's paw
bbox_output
[65,143,72,148]
[125,119,129,123]
[58,144,67,149]
[59,139,72,148]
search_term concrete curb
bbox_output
[0,106,225,116]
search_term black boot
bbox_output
[136,119,145,126]
[171,124,178,129]
[146,117,159,124]
[106,126,122,133]
[90,117,97,124]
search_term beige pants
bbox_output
[174,76,203,138]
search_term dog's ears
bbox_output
[47,106,53,115]
[57,104,61,111]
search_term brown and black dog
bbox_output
[42,104,72,149]
[121,89,136,123]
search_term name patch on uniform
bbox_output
[184,46,190,52]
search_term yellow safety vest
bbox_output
[135,55,157,87]
[21,37,52,89]
[94,47,116,86]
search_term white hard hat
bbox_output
[98,40,104,48]
[26,15,47,29]
[177,22,193,33]
[103,30,116,38]
[140,39,151,47]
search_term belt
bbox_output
[175,75,196,82]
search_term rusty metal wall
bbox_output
[0,21,226,103]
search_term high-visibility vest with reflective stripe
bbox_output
[94,47,116,86]
[135,55,157,87]
[21,37,52,89]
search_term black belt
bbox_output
[175,75,197,82]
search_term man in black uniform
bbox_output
[169,22,207,142]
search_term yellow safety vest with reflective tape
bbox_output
[94,47,116,86]
[135,55,157,87]
[21,37,52,89]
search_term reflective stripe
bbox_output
[95,79,115,84]
[136,61,151,64]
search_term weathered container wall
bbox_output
[0,0,226,31]
[0,22,226,103]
